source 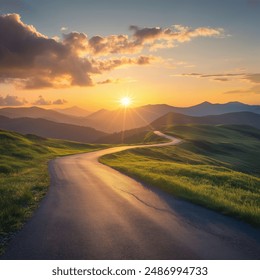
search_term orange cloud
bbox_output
[178,72,247,82]
[0,13,224,89]
[97,78,120,85]
[224,85,260,95]
[87,24,223,55]
[33,95,67,105]
[178,73,260,85]
[0,94,27,106]
[243,74,260,83]
[91,56,154,72]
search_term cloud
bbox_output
[87,24,223,55]
[178,72,260,85]
[88,34,140,55]
[33,95,52,105]
[97,78,123,85]
[0,13,98,88]
[0,13,224,89]
[0,94,27,106]
[98,79,117,85]
[179,73,201,77]
[177,72,256,82]
[33,95,67,105]
[200,73,243,78]
[224,85,260,95]
[243,73,260,83]
[130,24,222,44]
[52,99,67,105]
[179,72,260,92]
[213,78,230,82]
[92,55,154,72]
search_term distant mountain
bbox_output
[84,106,177,133]
[1,111,259,144]
[53,106,91,117]
[1,102,260,133]
[0,106,87,125]
[86,108,148,132]
[174,101,260,116]
[150,111,260,130]
[0,106,98,128]
[85,102,260,132]
[97,111,260,143]
[0,116,107,143]
[128,101,260,118]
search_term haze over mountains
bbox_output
[97,111,260,143]
[0,101,260,133]
[53,106,91,117]
[0,101,260,143]
[0,116,107,143]
[150,111,260,130]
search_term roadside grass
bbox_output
[99,129,168,144]
[125,130,168,144]
[100,125,260,226]
[0,130,108,254]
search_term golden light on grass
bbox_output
[120,96,132,107]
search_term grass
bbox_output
[100,125,260,226]
[0,130,108,254]
[99,129,168,144]
[123,130,168,144]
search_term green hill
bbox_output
[0,129,107,253]
[100,125,260,226]
[97,129,167,144]
[150,111,260,130]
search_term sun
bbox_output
[120,96,132,107]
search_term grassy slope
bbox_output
[0,130,108,253]
[97,129,168,144]
[100,125,260,226]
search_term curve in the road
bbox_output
[2,131,260,260]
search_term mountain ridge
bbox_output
[97,111,260,143]
[0,101,260,133]
[0,115,107,143]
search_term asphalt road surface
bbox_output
[2,132,260,259]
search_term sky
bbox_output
[0,0,260,110]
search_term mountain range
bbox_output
[97,111,260,143]
[53,106,91,117]
[0,101,260,133]
[150,111,260,129]
[0,101,260,143]
[0,116,107,143]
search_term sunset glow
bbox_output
[120,97,132,107]
[0,1,259,110]
[0,1,260,265]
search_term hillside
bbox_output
[150,111,260,130]
[0,106,89,126]
[98,128,167,144]
[0,116,107,143]
[0,129,107,254]
[97,111,260,143]
[101,124,260,225]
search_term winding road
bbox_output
[2,131,260,259]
